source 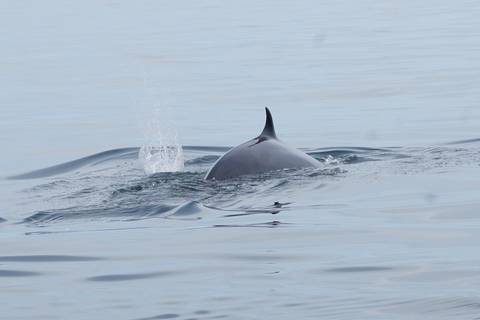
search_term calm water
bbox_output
[2,1,480,319]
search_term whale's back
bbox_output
[205,137,320,180]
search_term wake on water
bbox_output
[7,136,480,226]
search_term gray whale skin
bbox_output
[205,108,321,180]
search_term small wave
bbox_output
[86,271,178,282]
[8,148,139,180]
[378,296,480,318]
[163,201,219,220]
[0,270,41,277]
[185,155,220,165]
[7,146,230,180]
[0,255,103,262]
[21,203,177,224]
[307,146,408,164]
[444,137,480,145]
[210,221,286,228]
[182,145,231,153]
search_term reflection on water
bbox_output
[135,314,180,320]
[0,270,41,277]
[324,266,395,273]
[0,255,104,262]
[87,271,178,282]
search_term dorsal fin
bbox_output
[259,107,277,139]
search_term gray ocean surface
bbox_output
[2,1,480,319]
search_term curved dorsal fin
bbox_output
[259,107,277,139]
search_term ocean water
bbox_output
[2,0,480,319]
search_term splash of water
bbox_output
[138,109,184,175]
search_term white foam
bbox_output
[138,110,184,175]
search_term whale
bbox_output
[205,108,321,180]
